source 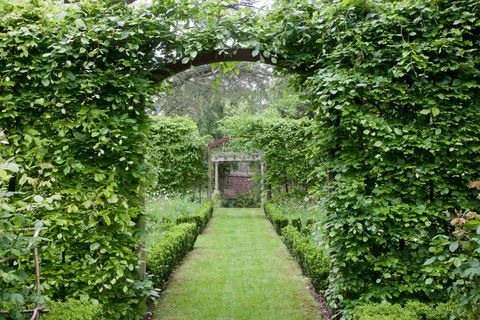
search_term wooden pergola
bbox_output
[207,152,265,206]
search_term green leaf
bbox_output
[449,241,459,252]
[431,108,440,117]
[41,78,50,87]
[424,257,436,265]
[252,49,260,57]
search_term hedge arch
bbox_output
[2,0,479,319]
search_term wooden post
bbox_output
[214,161,219,193]
[207,149,212,201]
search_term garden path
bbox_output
[153,208,322,320]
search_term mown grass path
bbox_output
[153,208,322,320]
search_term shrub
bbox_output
[352,301,461,320]
[282,225,329,292]
[264,204,289,234]
[175,202,214,233]
[147,223,198,287]
[43,300,103,320]
[352,302,418,320]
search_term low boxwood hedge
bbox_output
[147,223,198,287]
[264,203,289,234]
[281,225,329,292]
[176,202,213,233]
[351,301,460,320]
[43,299,103,320]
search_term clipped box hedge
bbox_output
[351,301,460,320]
[281,225,329,292]
[43,300,103,320]
[176,202,213,232]
[264,203,289,234]
[147,223,198,287]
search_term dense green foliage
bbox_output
[282,225,329,293]
[43,300,103,320]
[0,134,59,317]
[220,116,312,194]
[154,63,304,137]
[263,0,480,313]
[0,1,166,317]
[147,223,198,288]
[146,116,206,194]
[425,184,480,317]
[264,203,316,234]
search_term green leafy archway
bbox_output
[1,0,479,318]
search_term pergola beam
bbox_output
[212,154,263,163]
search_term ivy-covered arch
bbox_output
[1,0,479,319]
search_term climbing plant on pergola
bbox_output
[1,0,479,318]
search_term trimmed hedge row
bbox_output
[264,203,315,234]
[264,203,289,234]
[147,223,198,288]
[282,225,329,292]
[351,301,462,320]
[43,300,103,320]
[176,202,214,233]
[147,202,214,288]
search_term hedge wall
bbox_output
[0,1,167,318]
[265,0,480,311]
[146,116,206,195]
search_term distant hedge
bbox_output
[146,116,206,195]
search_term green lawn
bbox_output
[153,208,322,320]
